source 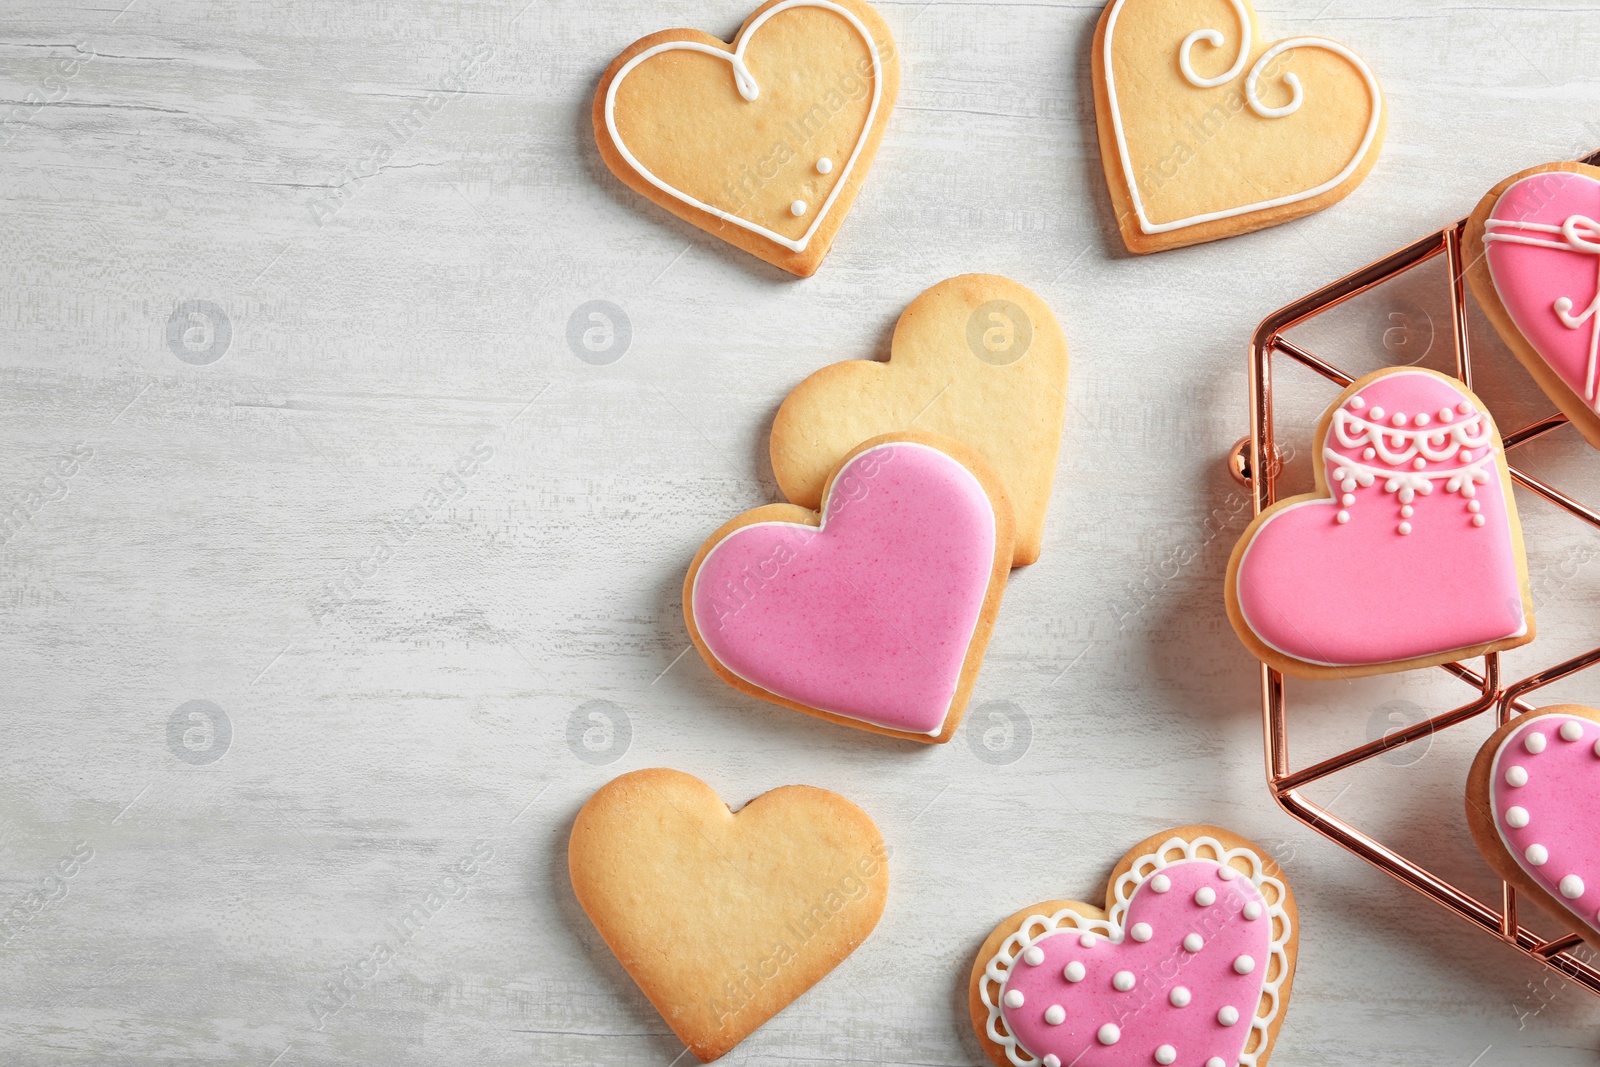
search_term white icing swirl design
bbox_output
[1485,213,1600,403]
[1102,0,1383,234]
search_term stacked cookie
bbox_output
[685,274,1069,743]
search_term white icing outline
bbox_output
[603,0,883,253]
[1489,715,1600,935]
[1485,188,1600,407]
[979,836,1292,1067]
[1234,370,1528,668]
[1101,0,1383,234]
[689,441,997,737]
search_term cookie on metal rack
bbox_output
[569,768,888,1062]
[1466,705,1600,952]
[969,826,1298,1067]
[1225,367,1534,678]
[1465,161,1600,451]
[591,0,899,277]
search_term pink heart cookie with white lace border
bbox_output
[1225,367,1534,679]
[969,827,1298,1067]
[683,431,1014,744]
[1468,705,1600,950]
[1467,162,1600,452]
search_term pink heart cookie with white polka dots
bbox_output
[968,827,1297,1067]
[1468,705,1600,948]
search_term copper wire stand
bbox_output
[1233,150,1600,994]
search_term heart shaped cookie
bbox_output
[1092,0,1385,253]
[1465,162,1600,452]
[1467,706,1600,951]
[770,275,1069,567]
[592,0,899,277]
[685,431,1013,743]
[969,827,1297,1067]
[1225,368,1534,678]
[570,768,888,1062]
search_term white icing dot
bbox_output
[1561,720,1585,742]
[1130,922,1153,943]
[1526,732,1548,754]
[1342,493,1355,506]
[1207,1060,1227,1067]
[1218,1005,1240,1026]
[1506,765,1528,787]
[1415,413,1431,427]
[1170,986,1191,1007]
[1195,887,1216,907]
[1412,458,1427,470]
[1155,1046,1177,1066]
[1459,449,1473,462]
[1506,806,1529,829]
[1243,901,1263,920]
[1561,875,1586,899]
[1097,1023,1121,1046]
[1045,1004,1066,1025]
[1400,505,1414,518]
[1471,514,1487,528]
[1362,447,1376,460]
[1342,477,1357,492]
[1233,955,1256,975]
[1467,500,1481,513]
[1151,874,1171,893]
[815,157,832,174]
[1113,970,1136,992]
[1079,933,1097,948]
[1527,844,1549,866]
[1064,961,1086,983]
[1350,397,1367,410]
[1398,522,1412,535]
[1371,406,1385,420]
[1594,738,1600,758]
[1392,412,1407,427]
[1043,1058,1060,1067]
[1440,407,1455,423]
[789,199,807,217]
[1217,865,1237,880]
[1022,946,1045,966]
[1183,933,1204,953]
[1336,510,1350,525]
[1004,989,1025,1009]
[1458,401,1473,415]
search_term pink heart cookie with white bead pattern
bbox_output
[1468,705,1600,950]
[1225,367,1535,679]
[968,827,1297,1067]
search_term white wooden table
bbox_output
[4,0,1600,1063]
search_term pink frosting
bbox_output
[1491,714,1600,936]
[1486,171,1600,411]
[1235,370,1525,667]
[1000,860,1270,1067]
[691,442,995,735]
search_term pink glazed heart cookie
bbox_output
[1466,162,1600,451]
[1467,706,1600,950]
[684,431,1014,744]
[969,827,1297,1067]
[1225,367,1534,679]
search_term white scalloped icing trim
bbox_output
[978,835,1292,1067]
